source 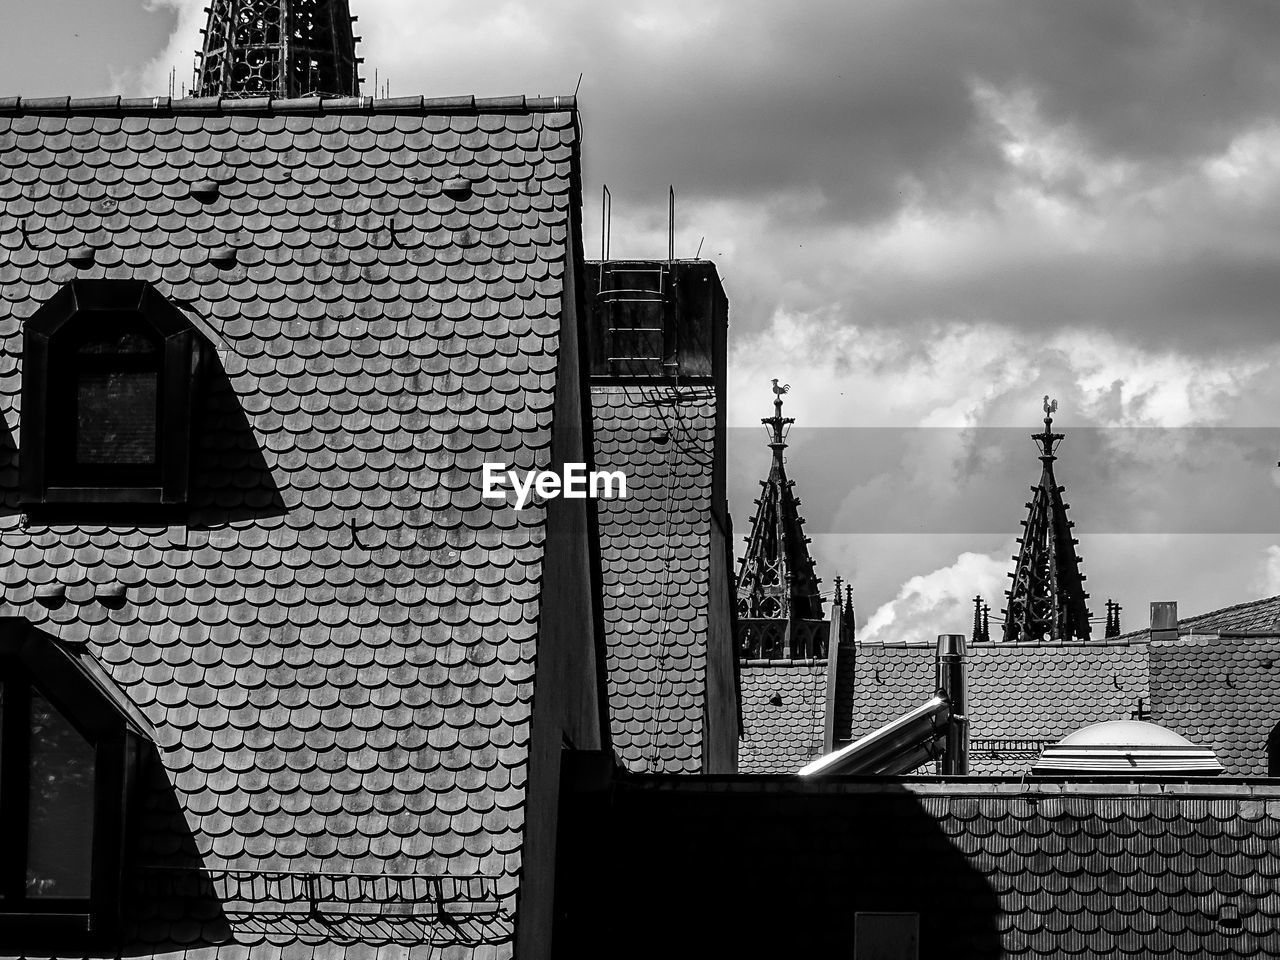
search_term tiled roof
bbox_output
[0,96,579,957]
[1094,594,1280,774]
[1150,635,1280,776]
[1114,594,1280,643]
[1183,594,1280,632]
[562,777,1280,959]
[846,643,1149,774]
[592,384,715,773]
[737,659,826,773]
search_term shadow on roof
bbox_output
[0,411,22,518]
[122,745,233,953]
[555,775,1001,959]
[188,357,287,529]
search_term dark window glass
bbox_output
[25,691,94,900]
[855,912,919,960]
[76,369,158,465]
[49,312,162,484]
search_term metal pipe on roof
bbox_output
[938,633,968,776]
[867,736,947,776]
[798,695,951,776]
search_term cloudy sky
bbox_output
[8,0,1280,642]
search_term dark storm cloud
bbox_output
[568,1,1280,217]
[850,250,1280,343]
[728,426,1280,535]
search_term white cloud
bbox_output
[859,548,1009,645]
[123,0,207,98]
[1255,544,1280,598]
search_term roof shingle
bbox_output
[845,643,1149,775]
[737,659,827,773]
[1150,635,1280,776]
[0,98,579,957]
[592,384,715,773]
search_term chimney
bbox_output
[1150,601,1178,642]
[937,634,968,775]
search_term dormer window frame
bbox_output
[0,619,145,950]
[20,279,204,509]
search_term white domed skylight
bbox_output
[1033,720,1223,776]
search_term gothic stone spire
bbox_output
[735,381,826,658]
[1001,397,1093,643]
[195,0,361,99]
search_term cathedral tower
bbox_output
[1000,398,1093,642]
[195,0,361,99]
[735,381,832,658]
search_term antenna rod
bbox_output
[601,184,612,261]
[668,185,675,261]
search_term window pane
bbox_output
[76,369,158,465]
[27,691,94,900]
[78,328,158,355]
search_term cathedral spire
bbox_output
[1001,397,1093,643]
[735,380,826,658]
[195,0,361,100]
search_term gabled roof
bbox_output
[1182,594,1280,633]
[0,94,579,956]
[838,595,1280,778]
[1114,594,1280,642]
[1108,594,1280,776]
[592,384,715,773]
[844,642,1149,774]
[737,659,826,773]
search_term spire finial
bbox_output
[1035,395,1062,462]
[765,378,792,450]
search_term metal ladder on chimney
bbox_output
[596,262,673,377]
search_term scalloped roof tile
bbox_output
[841,594,1280,778]
[0,95,580,958]
[592,385,715,774]
[844,643,1149,775]
[738,660,827,773]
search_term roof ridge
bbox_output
[0,93,576,116]
[1182,592,1280,625]
[740,658,829,668]
[1111,593,1280,641]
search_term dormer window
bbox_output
[21,280,204,508]
[49,314,163,486]
[0,618,150,949]
[1,680,98,905]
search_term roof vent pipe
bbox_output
[1150,601,1178,642]
[937,633,968,775]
